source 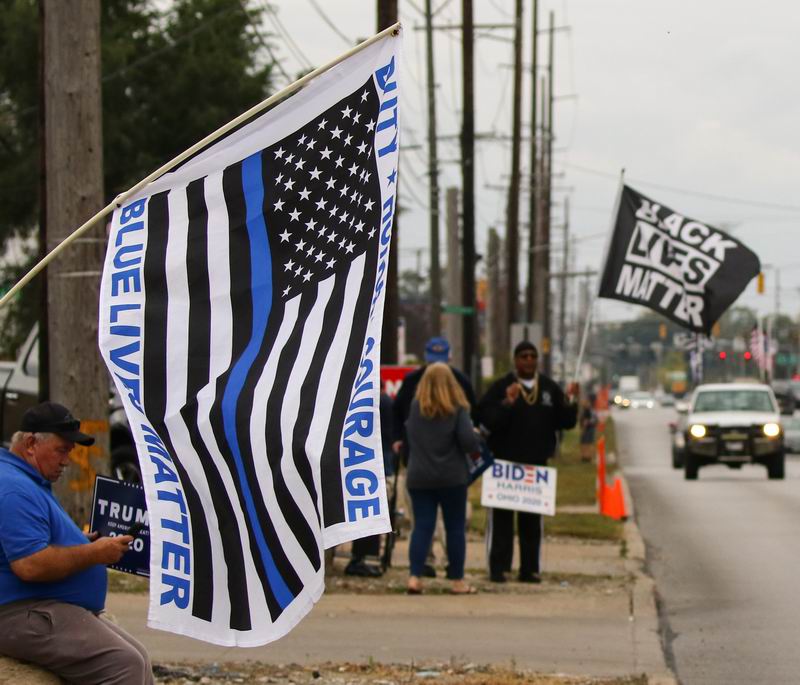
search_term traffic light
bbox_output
[719,351,727,360]
[659,323,667,339]
[757,272,765,294]
[744,350,752,361]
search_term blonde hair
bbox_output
[415,362,470,419]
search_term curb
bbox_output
[619,471,679,685]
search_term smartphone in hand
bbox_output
[125,522,146,538]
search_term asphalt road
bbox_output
[615,407,800,685]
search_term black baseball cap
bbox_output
[21,402,95,446]
[514,341,539,357]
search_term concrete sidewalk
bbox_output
[107,488,676,683]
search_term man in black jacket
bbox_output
[478,341,578,583]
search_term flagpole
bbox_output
[571,169,625,388]
[0,22,403,311]
[758,314,769,383]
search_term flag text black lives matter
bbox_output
[598,185,760,334]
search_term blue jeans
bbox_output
[408,485,467,579]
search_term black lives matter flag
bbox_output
[598,185,760,334]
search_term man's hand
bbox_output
[566,382,580,401]
[503,382,521,406]
[392,440,403,455]
[11,535,133,583]
[91,535,134,565]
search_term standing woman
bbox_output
[405,363,480,595]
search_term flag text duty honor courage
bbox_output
[598,185,760,334]
[98,30,400,646]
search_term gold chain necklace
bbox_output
[517,375,539,405]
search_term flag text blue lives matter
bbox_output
[99,31,400,646]
[105,199,193,610]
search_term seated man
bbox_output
[0,402,154,684]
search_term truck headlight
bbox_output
[689,424,707,439]
[763,423,781,438]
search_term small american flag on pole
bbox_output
[99,29,400,646]
[749,324,775,373]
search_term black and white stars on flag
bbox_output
[264,80,388,303]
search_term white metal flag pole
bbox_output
[0,22,402,311]
[571,169,625,388]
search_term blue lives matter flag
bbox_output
[98,32,399,646]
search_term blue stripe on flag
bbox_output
[221,152,293,610]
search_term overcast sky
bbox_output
[263,0,800,325]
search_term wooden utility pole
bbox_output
[558,196,569,381]
[378,0,399,364]
[486,228,503,370]
[37,0,49,402]
[526,0,539,322]
[504,0,524,338]
[542,10,555,375]
[43,0,108,523]
[532,74,548,336]
[424,0,442,336]
[444,187,462,369]
[461,0,478,385]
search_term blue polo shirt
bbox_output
[0,448,107,612]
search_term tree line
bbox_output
[0,0,277,355]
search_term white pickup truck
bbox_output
[681,382,785,480]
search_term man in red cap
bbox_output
[0,402,153,684]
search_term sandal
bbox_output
[450,583,478,595]
[407,577,423,595]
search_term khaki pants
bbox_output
[0,599,154,685]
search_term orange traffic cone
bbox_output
[600,477,628,520]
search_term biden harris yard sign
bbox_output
[481,459,557,516]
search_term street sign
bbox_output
[673,333,715,351]
[441,304,475,315]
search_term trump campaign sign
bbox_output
[380,365,415,398]
[481,459,557,516]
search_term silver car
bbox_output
[629,391,657,409]
[783,414,800,454]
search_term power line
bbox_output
[260,2,313,71]
[6,3,266,122]
[306,0,353,47]
[103,5,243,83]
[487,0,512,17]
[235,0,292,84]
[434,0,456,17]
[562,161,800,213]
